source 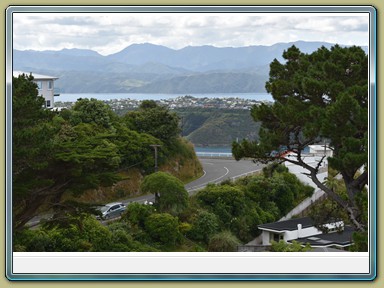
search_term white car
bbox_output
[97,202,126,220]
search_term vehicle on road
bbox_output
[97,202,126,220]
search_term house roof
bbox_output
[258,217,314,232]
[289,226,355,248]
[309,247,349,252]
[13,71,58,80]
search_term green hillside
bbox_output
[175,108,261,147]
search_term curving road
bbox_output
[185,158,264,193]
[123,158,264,205]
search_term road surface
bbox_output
[129,158,264,204]
[185,158,264,193]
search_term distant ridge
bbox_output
[13,41,368,93]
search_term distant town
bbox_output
[55,95,273,112]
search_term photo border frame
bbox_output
[5,5,377,281]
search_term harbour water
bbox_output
[194,146,232,154]
[58,92,273,103]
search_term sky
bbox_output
[12,12,370,56]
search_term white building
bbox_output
[258,217,322,245]
[258,217,353,248]
[308,144,333,157]
[13,71,60,109]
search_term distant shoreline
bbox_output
[57,92,273,103]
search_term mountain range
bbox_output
[13,41,368,94]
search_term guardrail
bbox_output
[196,152,233,158]
[231,169,262,181]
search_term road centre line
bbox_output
[187,167,229,191]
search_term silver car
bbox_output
[97,202,126,220]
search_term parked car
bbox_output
[97,202,126,220]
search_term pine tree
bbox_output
[233,45,368,231]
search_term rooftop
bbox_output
[13,70,58,80]
[289,226,355,248]
[258,217,314,232]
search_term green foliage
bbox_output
[196,184,245,226]
[176,108,261,146]
[69,98,118,130]
[232,45,368,231]
[107,222,159,252]
[122,202,155,229]
[262,162,288,178]
[349,231,368,252]
[112,125,161,172]
[145,213,181,248]
[12,75,61,229]
[14,214,111,252]
[124,101,180,144]
[141,172,189,215]
[207,231,241,252]
[244,165,314,218]
[270,240,312,252]
[14,214,162,252]
[12,74,56,176]
[15,165,320,252]
[187,210,220,244]
[12,77,188,230]
[12,77,202,251]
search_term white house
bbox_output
[258,217,353,248]
[308,144,333,157]
[258,217,321,245]
[13,71,60,109]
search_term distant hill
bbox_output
[13,41,368,94]
[175,108,261,147]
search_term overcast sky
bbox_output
[12,12,369,56]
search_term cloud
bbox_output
[12,13,369,55]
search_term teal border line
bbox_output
[5,5,377,281]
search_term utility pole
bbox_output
[150,144,161,203]
[180,116,184,137]
[150,144,161,172]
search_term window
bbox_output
[46,100,51,108]
[273,233,283,242]
[35,81,42,89]
[48,80,53,90]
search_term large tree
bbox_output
[13,78,123,230]
[124,100,180,144]
[140,172,189,215]
[232,45,368,231]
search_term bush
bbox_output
[145,213,181,249]
[187,210,220,244]
[208,231,241,252]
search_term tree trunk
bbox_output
[13,180,71,231]
[283,156,367,232]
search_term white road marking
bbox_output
[212,167,229,183]
[187,166,229,191]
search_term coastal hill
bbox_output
[13,41,367,94]
[56,96,265,148]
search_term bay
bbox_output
[57,92,273,103]
[194,146,232,153]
